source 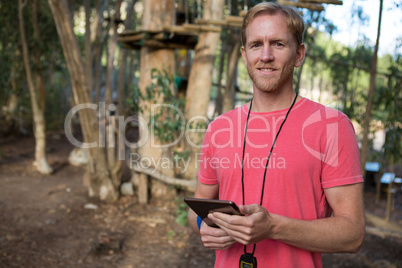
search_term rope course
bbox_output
[117,0,343,50]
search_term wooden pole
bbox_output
[299,0,342,5]
[278,0,324,11]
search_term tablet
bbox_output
[184,197,243,227]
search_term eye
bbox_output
[275,42,284,47]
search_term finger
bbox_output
[200,229,237,250]
[208,214,247,240]
[201,233,235,245]
[202,234,237,250]
[208,213,253,244]
[239,203,261,215]
[203,239,236,250]
[200,223,230,237]
[209,212,251,231]
[209,212,244,225]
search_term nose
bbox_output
[260,45,274,62]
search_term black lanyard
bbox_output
[240,92,298,258]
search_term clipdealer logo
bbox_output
[64,102,341,169]
[64,102,208,160]
[301,106,339,167]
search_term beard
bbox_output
[247,62,295,93]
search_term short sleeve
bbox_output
[321,116,363,188]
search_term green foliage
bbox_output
[127,84,142,114]
[142,69,186,145]
[0,1,67,131]
[318,42,370,122]
[383,127,402,162]
[373,55,402,163]
[166,230,175,240]
[0,3,23,107]
[174,149,190,161]
[175,198,188,227]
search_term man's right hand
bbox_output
[187,182,236,250]
[199,221,237,250]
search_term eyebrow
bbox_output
[246,37,288,46]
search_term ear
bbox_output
[241,46,247,66]
[294,43,305,68]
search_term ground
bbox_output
[0,134,401,268]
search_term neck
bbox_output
[249,89,299,113]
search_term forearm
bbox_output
[188,208,201,236]
[272,213,365,253]
[188,206,238,250]
[187,181,219,236]
[211,184,365,253]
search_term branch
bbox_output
[131,165,196,191]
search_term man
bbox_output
[188,2,365,267]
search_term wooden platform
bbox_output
[278,0,343,11]
[118,0,343,50]
[117,29,199,50]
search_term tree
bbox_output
[103,0,123,192]
[360,0,383,180]
[183,0,225,181]
[84,0,92,96]
[222,6,241,113]
[48,0,118,202]
[185,0,225,120]
[117,0,138,116]
[220,0,241,113]
[18,0,52,174]
[0,3,22,123]
[374,54,401,221]
[135,0,176,204]
[91,0,108,104]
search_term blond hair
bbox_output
[241,2,305,47]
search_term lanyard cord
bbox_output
[241,92,298,256]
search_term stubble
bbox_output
[247,62,295,93]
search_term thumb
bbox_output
[239,203,261,215]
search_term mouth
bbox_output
[257,67,277,74]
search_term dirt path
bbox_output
[0,135,401,267]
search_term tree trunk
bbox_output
[375,171,381,204]
[4,68,20,134]
[18,0,52,175]
[182,0,225,182]
[48,0,118,202]
[385,155,394,222]
[117,0,137,116]
[222,29,240,113]
[127,51,137,89]
[136,0,176,204]
[176,0,191,84]
[213,35,227,117]
[104,0,122,188]
[112,1,138,192]
[5,68,18,118]
[84,0,93,96]
[360,0,383,181]
[92,0,107,103]
[105,0,122,106]
[31,0,46,112]
[185,0,225,119]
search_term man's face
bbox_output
[241,13,305,94]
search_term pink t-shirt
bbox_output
[197,98,363,268]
